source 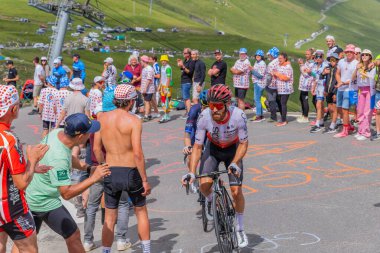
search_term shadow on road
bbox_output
[201,233,264,252]
[146,158,161,170]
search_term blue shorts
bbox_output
[316,85,325,101]
[181,83,192,100]
[375,91,380,110]
[336,90,350,109]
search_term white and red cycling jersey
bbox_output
[195,106,248,148]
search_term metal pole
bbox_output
[49,0,70,69]
[149,0,153,15]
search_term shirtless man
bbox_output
[93,84,151,253]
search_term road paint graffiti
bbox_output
[246,141,317,157]
[199,232,320,252]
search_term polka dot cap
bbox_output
[114,84,137,100]
[0,85,19,118]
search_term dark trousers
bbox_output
[277,94,290,122]
[299,91,309,117]
[266,87,278,120]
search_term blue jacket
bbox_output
[72,60,86,81]
[52,65,67,79]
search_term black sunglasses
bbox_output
[362,54,370,57]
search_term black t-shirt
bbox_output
[180,59,195,84]
[210,60,227,86]
[193,60,206,84]
[7,68,18,86]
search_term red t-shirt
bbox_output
[123,64,142,88]
[0,123,28,225]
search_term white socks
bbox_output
[141,240,151,253]
[236,212,244,232]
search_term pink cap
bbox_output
[140,55,150,63]
[0,85,19,118]
[344,44,356,53]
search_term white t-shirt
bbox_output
[337,58,358,91]
[34,64,44,86]
[88,89,103,117]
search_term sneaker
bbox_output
[181,112,188,120]
[158,115,170,124]
[334,131,348,138]
[83,242,97,252]
[151,113,160,118]
[356,135,368,141]
[354,133,361,138]
[205,199,213,221]
[116,240,132,251]
[28,109,38,115]
[276,121,287,127]
[251,116,265,123]
[310,125,322,133]
[236,230,249,248]
[324,127,337,134]
[370,134,380,141]
[297,116,309,123]
[309,120,316,126]
[336,118,343,126]
[143,115,152,122]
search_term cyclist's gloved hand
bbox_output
[228,163,242,177]
[181,172,195,185]
[183,146,192,155]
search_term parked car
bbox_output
[84,24,92,28]
[135,27,145,32]
[33,43,45,48]
[157,28,166,33]
[145,28,152,32]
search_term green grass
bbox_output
[1,0,379,112]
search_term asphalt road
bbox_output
[6,107,380,253]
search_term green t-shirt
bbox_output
[26,129,72,212]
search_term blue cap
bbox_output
[239,48,248,54]
[119,71,133,84]
[255,49,264,57]
[46,75,58,87]
[102,85,117,112]
[64,113,100,136]
[269,47,280,58]
[60,76,70,88]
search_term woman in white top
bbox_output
[352,49,376,140]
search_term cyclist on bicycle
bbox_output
[181,84,249,248]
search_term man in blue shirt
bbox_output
[52,58,67,90]
[72,53,86,82]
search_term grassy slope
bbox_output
[1,0,380,111]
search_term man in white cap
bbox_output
[93,84,151,253]
[57,78,90,126]
[140,55,155,121]
[102,57,117,86]
[0,85,50,253]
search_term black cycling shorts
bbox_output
[32,205,78,239]
[199,141,243,186]
[104,167,146,209]
[235,88,248,100]
[0,211,35,240]
[143,93,153,102]
[326,92,336,104]
[42,120,56,130]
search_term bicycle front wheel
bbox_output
[212,190,234,253]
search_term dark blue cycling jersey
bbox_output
[185,103,202,145]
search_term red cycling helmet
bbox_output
[207,84,232,103]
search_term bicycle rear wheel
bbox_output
[212,190,234,253]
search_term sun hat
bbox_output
[160,55,169,62]
[64,113,100,136]
[355,47,362,54]
[69,78,85,91]
[46,75,58,87]
[41,56,47,61]
[0,85,19,118]
[114,84,138,100]
[361,49,373,58]
[255,49,264,57]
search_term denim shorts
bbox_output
[181,83,192,100]
[336,90,350,109]
[375,91,380,110]
[316,85,325,101]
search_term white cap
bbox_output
[132,50,139,58]
[104,57,113,64]
[355,47,362,53]
[41,56,47,61]
[53,58,61,64]
[94,76,105,83]
[325,35,335,41]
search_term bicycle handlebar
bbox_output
[196,169,241,185]
[184,174,191,195]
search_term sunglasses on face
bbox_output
[41,60,47,61]
[315,56,323,59]
[355,52,361,55]
[362,54,370,57]
[183,52,189,55]
[329,59,337,62]
[209,102,225,111]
